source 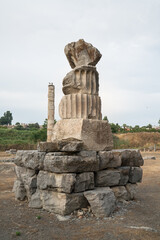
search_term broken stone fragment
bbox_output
[84,187,116,217]
[111,186,129,201]
[13,180,26,201]
[44,152,99,173]
[129,167,143,183]
[37,171,76,193]
[95,169,121,187]
[126,183,138,200]
[62,66,99,95]
[64,39,102,69]
[14,150,46,170]
[29,190,88,215]
[98,151,122,170]
[14,165,37,199]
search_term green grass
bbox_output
[0,127,47,151]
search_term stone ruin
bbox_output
[13,39,144,217]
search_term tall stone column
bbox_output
[47,83,55,142]
[51,39,113,151]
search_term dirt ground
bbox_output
[0,152,160,240]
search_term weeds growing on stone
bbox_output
[16,231,21,236]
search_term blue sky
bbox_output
[0,0,160,126]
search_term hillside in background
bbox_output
[114,132,160,150]
[0,126,160,151]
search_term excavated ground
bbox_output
[0,151,160,240]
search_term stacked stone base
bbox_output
[13,146,143,218]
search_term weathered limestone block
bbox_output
[14,165,37,199]
[59,94,102,120]
[44,152,99,173]
[15,166,36,180]
[37,171,76,193]
[129,167,143,183]
[51,119,113,151]
[15,150,46,170]
[95,169,121,187]
[29,190,88,215]
[62,66,99,95]
[64,39,102,68]
[126,183,138,200]
[74,172,94,192]
[112,149,144,167]
[118,167,130,185]
[98,151,121,170]
[13,180,26,201]
[84,187,116,217]
[111,186,129,201]
[38,139,83,152]
[24,176,37,199]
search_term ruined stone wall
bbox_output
[13,145,143,217]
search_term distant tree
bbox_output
[133,125,140,132]
[14,122,24,130]
[158,119,160,126]
[110,123,121,133]
[28,123,40,129]
[43,118,56,129]
[123,124,127,130]
[0,111,13,125]
[103,116,108,122]
[43,119,48,129]
[146,124,152,129]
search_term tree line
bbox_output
[103,116,160,133]
[0,111,160,135]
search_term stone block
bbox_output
[95,169,121,187]
[64,39,102,68]
[37,171,76,193]
[129,167,143,183]
[15,166,36,180]
[28,190,42,209]
[14,166,37,199]
[111,186,128,201]
[15,150,46,170]
[126,183,138,200]
[29,190,88,215]
[98,151,121,170]
[74,172,94,192]
[112,149,144,167]
[118,167,130,185]
[38,139,83,152]
[13,180,26,201]
[51,119,113,151]
[84,187,116,217]
[44,152,99,173]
